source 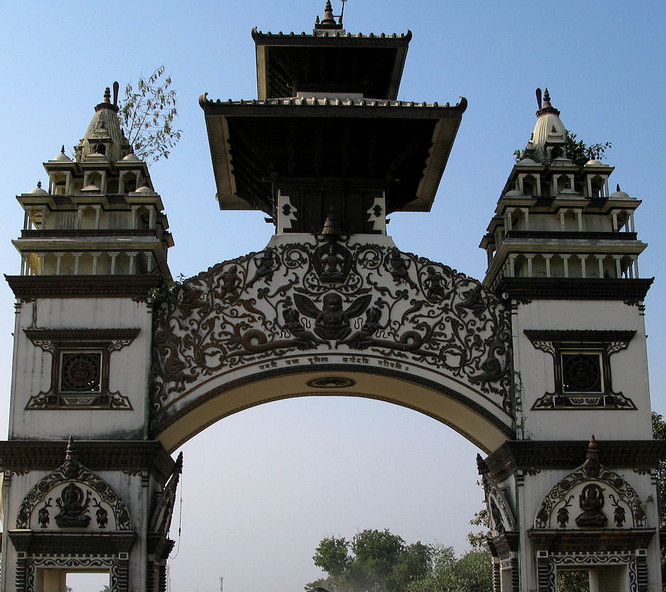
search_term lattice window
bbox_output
[560,350,603,394]
[59,351,103,393]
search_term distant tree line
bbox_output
[306,528,492,592]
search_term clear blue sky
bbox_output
[1,2,665,591]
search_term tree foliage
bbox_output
[120,65,182,162]
[514,130,611,166]
[652,412,666,578]
[563,131,612,166]
[466,507,491,550]
[308,529,492,592]
[405,546,492,592]
[309,529,431,592]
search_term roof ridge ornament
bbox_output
[535,87,560,118]
[95,83,120,114]
[583,434,601,477]
[315,0,345,30]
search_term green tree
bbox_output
[119,65,182,162]
[466,507,491,550]
[406,545,492,592]
[563,130,612,166]
[514,131,611,166]
[309,529,431,592]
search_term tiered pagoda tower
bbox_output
[200,2,466,237]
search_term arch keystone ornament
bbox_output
[1,8,663,592]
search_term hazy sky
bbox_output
[1,2,665,591]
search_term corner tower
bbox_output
[480,89,647,297]
[479,90,661,592]
[1,87,178,591]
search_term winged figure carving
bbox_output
[294,292,372,341]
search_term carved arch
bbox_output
[150,236,514,450]
[16,440,132,531]
[534,438,647,530]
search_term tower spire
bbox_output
[315,0,343,30]
[76,83,131,162]
[535,87,560,117]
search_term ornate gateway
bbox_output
[0,4,661,592]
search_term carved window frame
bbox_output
[24,328,140,410]
[525,330,636,410]
[14,551,130,592]
[535,550,644,592]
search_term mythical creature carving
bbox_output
[151,238,513,416]
[294,292,371,341]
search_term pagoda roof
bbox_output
[252,28,411,100]
[200,94,467,214]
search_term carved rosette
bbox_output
[151,238,513,415]
[16,445,132,531]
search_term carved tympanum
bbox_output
[534,436,647,530]
[16,438,132,531]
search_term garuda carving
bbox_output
[16,437,132,531]
[151,238,513,416]
[534,436,647,530]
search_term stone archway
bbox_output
[149,235,515,453]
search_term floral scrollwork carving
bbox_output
[151,239,513,415]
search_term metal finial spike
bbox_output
[320,205,343,239]
[321,0,336,25]
[66,435,74,460]
[60,145,65,154]
[617,184,621,192]
[103,87,111,103]
[339,0,347,25]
